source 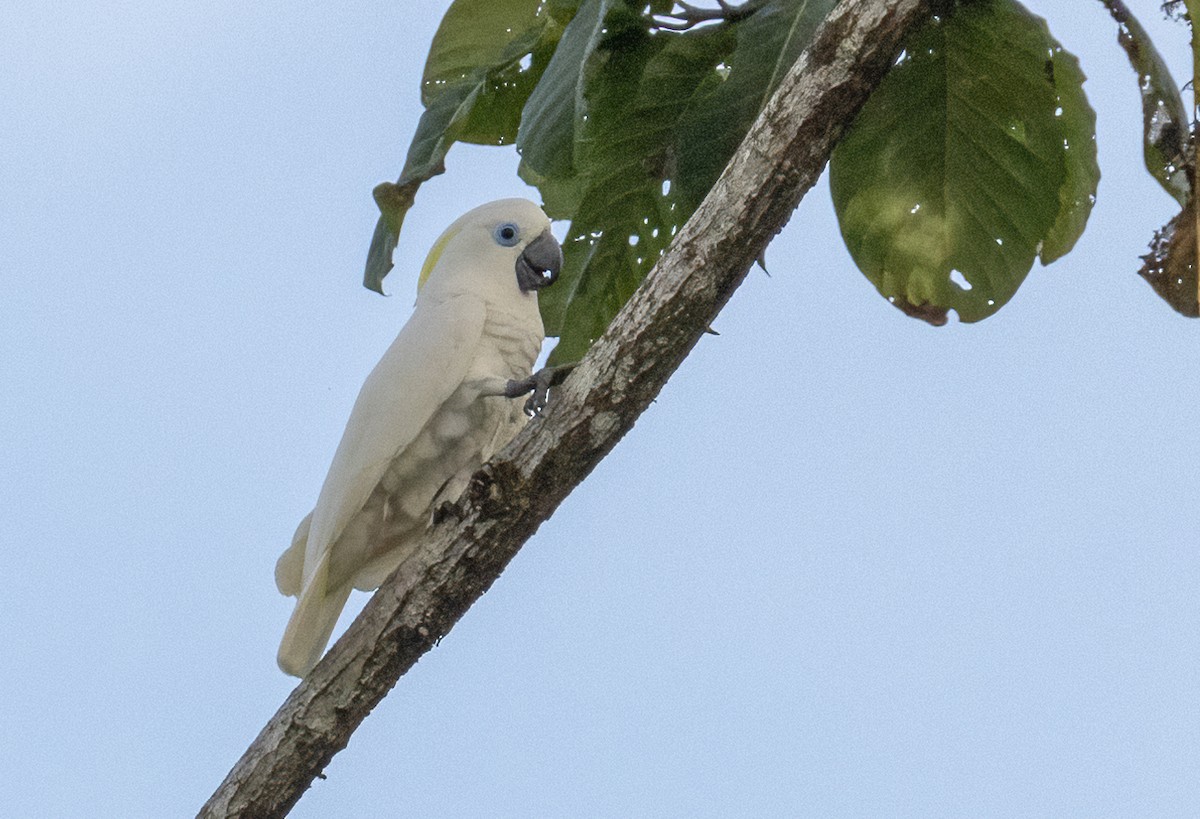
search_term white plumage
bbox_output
[275,198,561,677]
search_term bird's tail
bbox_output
[277,555,352,678]
[275,510,312,597]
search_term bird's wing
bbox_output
[301,294,486,588]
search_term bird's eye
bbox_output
[493,223,520,247]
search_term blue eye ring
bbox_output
[493,222,520,247]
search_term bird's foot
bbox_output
[504,362,578,417]
[431,499,463,525]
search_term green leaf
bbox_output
[1139,202,1200,317]
[363,0,551,293]
[521,0,835,360]
[516,0,616,184]
[455,28,562,147]
[421,0,545,106]
[1101,0,1189,206]
[674,0,838,212]
[516,160,584,220]
[512,0,624,224]
[829,0,1085,324]
[547,0,583,24]
[537,25,739,363]
[1039,42,1099,264]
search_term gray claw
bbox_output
[523,368,554,416]
[505,362,578,417]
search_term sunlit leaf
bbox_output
[829,0,1089,323]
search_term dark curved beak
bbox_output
[515,229,562,292]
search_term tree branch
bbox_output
[198,0,931,815]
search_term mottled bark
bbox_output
[199,0,932,815]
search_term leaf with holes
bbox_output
[829,0,1094,324]
[1039,42,1099,264]
[674,0,837,212]
[1139,201,1200,316]
[1101,0,1189,206]
[515,0,624,218]
[364,0,556,293]
[535,25,739,363]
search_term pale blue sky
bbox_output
[2,2,1197,817]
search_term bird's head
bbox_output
[417,198,562,303]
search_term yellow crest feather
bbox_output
[417,225,459,292]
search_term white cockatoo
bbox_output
[275,198,562,677]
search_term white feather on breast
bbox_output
[329,303,543,591]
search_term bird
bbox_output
[274,198,562,677]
